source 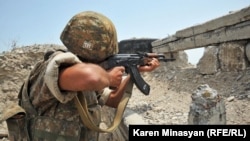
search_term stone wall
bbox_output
[197,40,250,74]
[151,6,250,53]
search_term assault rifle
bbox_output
[100,52,175,95]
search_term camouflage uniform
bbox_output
[5,11,121,141]
[18,49,112,141]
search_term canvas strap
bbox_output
[74,79,133,133]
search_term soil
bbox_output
[127,67,250,125]
[0,45,250,141]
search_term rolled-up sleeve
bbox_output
[44,52,81,103]
[97,87,112,106]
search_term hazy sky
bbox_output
[0,0,249,64]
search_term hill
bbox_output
[0,44,250,140]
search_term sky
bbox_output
[0,0,249,64]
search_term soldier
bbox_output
[8,11,160,141]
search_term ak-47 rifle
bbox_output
[100,52,175,95]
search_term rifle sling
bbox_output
[74,80,133,133]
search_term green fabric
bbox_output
[33,129,79,141]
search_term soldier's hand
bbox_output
[107,66,125,88]
[138,58,160,72]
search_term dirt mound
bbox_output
[0,44,250,140]
[127,68,250,125]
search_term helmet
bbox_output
[60,11,118,63]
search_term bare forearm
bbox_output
[59,63,110,91]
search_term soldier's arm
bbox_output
[105,75,132,108]
[59,63,111,91]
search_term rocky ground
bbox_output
[0,45,250,140]
[127,66,250,125]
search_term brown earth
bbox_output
[127,66,250,125]
[0,45,250,140]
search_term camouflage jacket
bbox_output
[18,50,111,141]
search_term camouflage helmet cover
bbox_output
[60,11,118,62]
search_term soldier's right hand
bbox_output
[107,66,125,89]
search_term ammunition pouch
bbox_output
[2,104,28,141]
[29,116,87,141]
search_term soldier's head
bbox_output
[60,11,118,63]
